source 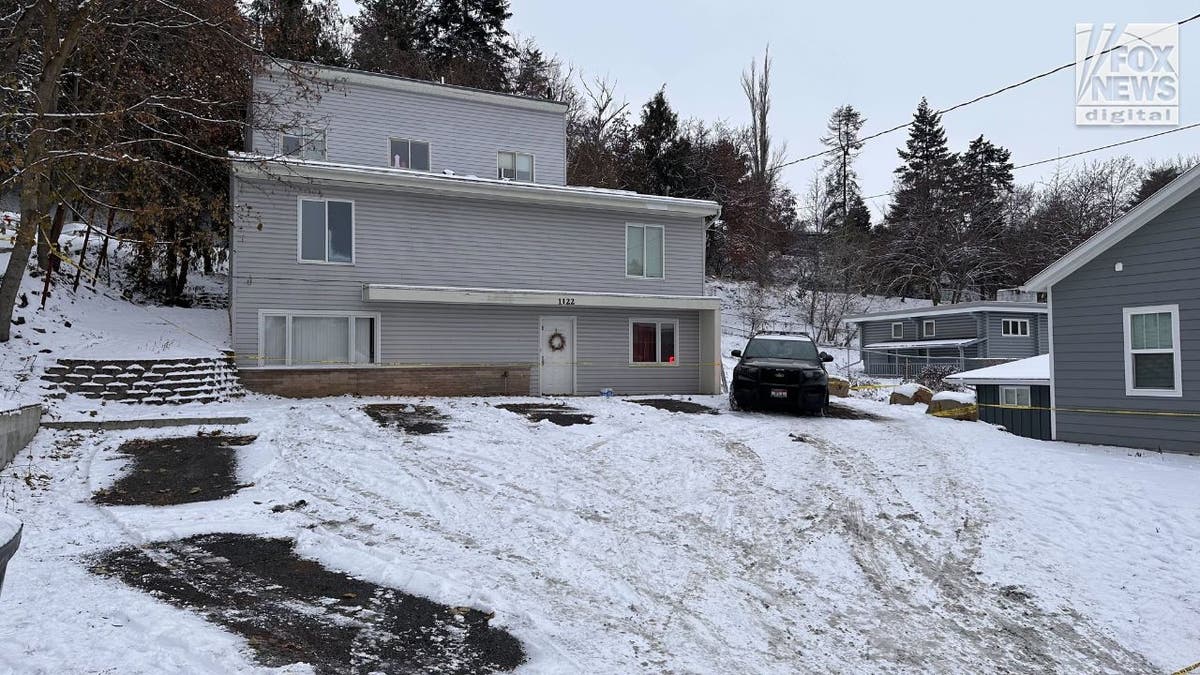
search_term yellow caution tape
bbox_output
[928,401,1200,420]
[1172,660,1200,675]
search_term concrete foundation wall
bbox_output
[0,405,41,469]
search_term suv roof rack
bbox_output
[753,330,812,337]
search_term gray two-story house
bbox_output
[1024,162,1200,453]
[845,297,1048,377]
[230,61,722,397]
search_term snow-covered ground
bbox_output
[2,392,1198,673]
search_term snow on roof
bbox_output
[230,154,721,217]
[864,338,982,350]
[947,354,1050,385]
[844,301,1046,323]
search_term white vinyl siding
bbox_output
[1001,318,1029,336]
[281,127,326,160]
[1123,304,1182,396]
[1000,385,1031,407]
[497,151,533,181]
[630,319,677,365]
[389,138,430,171]
[299,198,354,264]
[626,224,665,279]
[258,311,379,367]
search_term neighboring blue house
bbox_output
[844,295,1048,377]
[229,60,722,398]
[1024,163,1200,453]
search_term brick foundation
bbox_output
[238,365,532,398]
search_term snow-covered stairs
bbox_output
[40,355,242,405]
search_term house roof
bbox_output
[946,354,1050,385]
[844,301,1046,323]
[230,154,722,219]
[261,59,568,114]
[1024,162,1200,290]
[863,338,983,350]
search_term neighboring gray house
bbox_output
[844,300,1049,377]
[1024,163,1200,453]
[230,61,721,397]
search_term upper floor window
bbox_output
[891,322,903,339]
[923,319,936,337]
[626,224,664,279]
[1001,319,1029,336]
[390,138,430,171]
[299,198,353,264]
[1124,305,1181,396]
[281,127,326,160]
[498,151,533,181]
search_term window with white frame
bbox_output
[923,319,936,337]
[280,127,326,160]
[260,312,378,367]
[1001,318,1030,336]
[1124,305,1182,395]
[891,322,903,339]
[390,138,430,171]
[626,224,664,278]
[631,320,677,364]
[497,151,533,181]
[1000,385,1031,407]
[299,199,353,263]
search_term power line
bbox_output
[781,14,1200,170]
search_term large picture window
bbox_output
[1124,304,1182,396]
[299,198,353,264]
[260,312,378,367]
[631,320,677,365]
[390,138,430,171]
[626,224,664,278]
[280,127,326,160]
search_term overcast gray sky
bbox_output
[337,1,1197,216]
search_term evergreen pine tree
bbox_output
[630,89,692,196]
[426,0,516,91]
[351,0,433,79]
[1128,165,1182,209]
[249,0,346,65]
[820,105,870,231]
[953,135,1014,299]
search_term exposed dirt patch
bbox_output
[494,402,593,426]
[626,398,719,415]
[91,533,525,674]
[93,432,255,506]
[824,403,888,421]
[363,404,449,435]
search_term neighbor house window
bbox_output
[631,320,677,365]
[390,138,430,171]
[626,224,664,278]
[497,151,533,181]
[260,312,378,367]
[280,127,326,160]
[1124,305,1182,396]
[1001,319,1030,336]
[299,198,353,264]
[1000,385,1031,407]
[891,322,903,339]
[923,320,936,337]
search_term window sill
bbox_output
[297,260,355,266]
[629,362,679,368]
[1125,387,1184,398]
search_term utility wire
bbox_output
[781,14,1200,170]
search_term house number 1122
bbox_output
[557,297,576,305]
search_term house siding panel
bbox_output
[984,312,1043,359]
[1050,189,1200,452]
[978,384,1052,440]
[252,72,567,185]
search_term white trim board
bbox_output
[844,302,1047,323]
[1122,303,1184,398]
[1024,162,1200,290]
[362,284,720,310]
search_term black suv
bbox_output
[730,332,834,414]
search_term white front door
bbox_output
[539,316,576,395]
